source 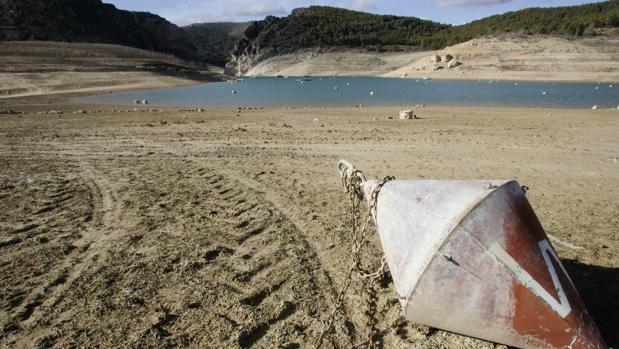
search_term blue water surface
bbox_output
[78,77,619,109]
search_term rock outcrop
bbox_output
[225,38,264,76]
[225,19,278,76]
[399,109,416,120]
[447,60,461,68]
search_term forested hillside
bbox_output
[226,2,619,75]
[241,7,449,52]
[0,0,197,60]
[239,2,619,52]
[184,22,250,66]
[453,0,619,43]
[2,0,617,67]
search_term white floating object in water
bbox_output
[334,86,339,90]
[514,82,518,86]
[231,90,237,94]
[595,86,599,90]
[609,84,613,88]
[542,91,547,95]
[346,82,350,86]
[369,91,375,96]
[336,160,607,349]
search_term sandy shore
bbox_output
[0,71,207,99]
[1,93,617,348]
[0,41,220,99]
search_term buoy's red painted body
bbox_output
[361,178,606,349]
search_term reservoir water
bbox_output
[79,77,619,109]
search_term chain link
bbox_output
[314,173,394,349]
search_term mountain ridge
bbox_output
[225,2,619,75]
[1,0,618,73]
[0,0,197,60]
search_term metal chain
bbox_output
[365,277,379,349]
[314,173,394,349]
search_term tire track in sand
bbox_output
[14,161,122,334]
[195,169,338,348]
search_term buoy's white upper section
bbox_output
[363,179,508,301]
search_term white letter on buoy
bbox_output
[488,239,571,318]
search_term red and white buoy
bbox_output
[337,160,606,349]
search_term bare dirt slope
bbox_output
[386,34,619,82]
[243,50,430,78]
[243,35,619,82]
[0,42,219,98]
[0,97,617,348]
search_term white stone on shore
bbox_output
[447,60,461,69]
[399,109,416,120]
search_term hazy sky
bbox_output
[104,0,608,26]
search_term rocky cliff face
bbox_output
[224,21,273,76]
[0,0,197,60]
[225,38,268,76]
